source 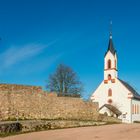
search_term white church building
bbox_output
[90,32,140,123]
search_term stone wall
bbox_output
[0,84,42,94]
[0,84,99,121]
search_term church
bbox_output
[90,31,140,123]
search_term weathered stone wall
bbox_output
[0,84,99,121]
[0,84,42,94]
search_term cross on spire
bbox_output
[110,20,112,39]
[104,20,116,57]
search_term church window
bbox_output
[108,74,112,80]
[136,104,137,114]
[132,104,134,114]
[134,104,136,114]
[108,89,112,96]
[137,105,139,114]
[108,99,112,104]
[107,59,111,69]
[123,114,126,118]
[137,104,139,114]
[138,105,139,114]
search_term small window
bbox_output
[138,105,140,114]
[123,114,126,118]
[108,89,112,96]
[134,104,136,114]
[132,104,134,114]
[108,99,112,104]
[107,59,111,69]
[108,74,112,80]
[137,104,139,114]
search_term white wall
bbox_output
[104,51,118,80]
[91,78,132,123]
[104,69,118,80]
[104,51,116,69]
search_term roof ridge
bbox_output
[118,78,140,99]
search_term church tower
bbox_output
[104,28,118,83]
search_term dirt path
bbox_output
[1,124,140,140]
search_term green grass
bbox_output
[0,120,121,138]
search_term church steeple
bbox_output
[105,21,116,57]
[104,22,118,82]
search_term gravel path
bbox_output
[1,124,140,140]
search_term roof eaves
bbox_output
[118,79,140,98]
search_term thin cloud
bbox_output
[0,40,58,69]
[2,44,44,67]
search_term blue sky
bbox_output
[0,0,140,99]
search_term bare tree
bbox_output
[46,64,83,97]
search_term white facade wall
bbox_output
[104,70,118,80]
[91,79,132,123]
[104,51,116,69]
[104,51,118,80]
[131,99,140,122]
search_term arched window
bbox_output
[108,99,112,104]
[134,104,136,114]
[107,59,111,69]
[108,74,111,80]
[132,104,134,114]
[108,89,112,96]
[137,105,139,114]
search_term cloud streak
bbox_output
[2,44,44,67]
[0,40,58,69]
